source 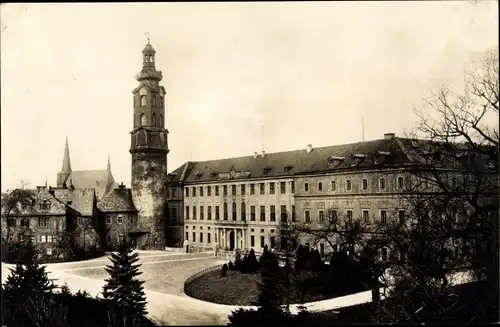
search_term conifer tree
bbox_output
[102,240,147,327]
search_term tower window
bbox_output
[152,113,156,126]
[160,96,164,108]
[140,114,147,126]
[152,95,156,107]
[140,95,147,107]
[160,114,163,127]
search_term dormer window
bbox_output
[284,165,293,172]
[210,171,218,177]
[195,171,202,179]
[263,167,272,175]
[350,153,367,167]
[327,156,345,168]
[40,199,50,211]
[374,151,391,164]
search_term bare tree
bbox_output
[376,47,499,323]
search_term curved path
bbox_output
[1,252,473,326]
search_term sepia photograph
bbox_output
[1,2,498,326]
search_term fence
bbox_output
[184,263,225,293]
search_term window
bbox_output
[152,113,156,125]
[260,206,266,221]
[362,179,368,190]
[160,114,163,126]
[193,206,197,220]
[171,208,177,221]
[192,232,196,243]
[331,181,336,191]
[270,206,276,222]
[241,202,246,221]
[305,210,311,223]
[291,181,295,193]
[186,188,189,197]
[318,182,323,191]
[200,186,204,197]
[239,184,245,195]
[7,218,16,227]
[200,233,203,243]
[208,233,211,244]
[346,180,352,191]
[160,95,164,107]
[47,235,53,243]
[379,178,386,190]
[215,206,220,220]
[330,210,338,223]
[269,183,275,194]
[280,182,286,194]
[185,232,188,241]
[192,187,196,197]
[260,183,265,194]
[38,217,49,227]
[207,206,212,220]
[250,183,255,195]
[232,202,237,221]
[346,210,353,224]
[381,247,388,261]
[363,210,370,224]
[40,235,47,243]
[381,210,387,224]
[200,206,204,220]
[223,203,228,220]
[223,185,228,196]
[140,95,147,107]
[250,206,256,221]
[292,205,296,222]
[215,186,220,196]
[305,183,309,192]
[232,185,236,196]
[117,215,123,224]
[281,205,287,222]
[185,206,190,219]
[140,113,147,126]
[319,210,324,223]
[106,234,111,243]
[320,243,325,256]
[251,235,255,247]
[40,199,50,210]
[118,235,125,244]
[20,219,29,228]
[77,217,84,226]
[398,210,405,226]
[260,236,265,248]
[207,186,211,196]
[270,236,276,249]
[152,95,156,107]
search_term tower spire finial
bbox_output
[145,32,150,45]
[107,153,111,171]
[61,137,72,173]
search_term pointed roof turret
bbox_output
[107,153,111,171]
[61,137,72,173]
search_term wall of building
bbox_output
[100,212,138,250]
[166,184,184,247]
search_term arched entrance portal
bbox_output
[229,231,235,251]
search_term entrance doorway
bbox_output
[130,237,137,249]
[229,231,235,251]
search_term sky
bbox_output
[1,1,498,192]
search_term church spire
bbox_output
[61,137,72,173]
[107,153,111,171]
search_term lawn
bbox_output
[185,268,361,306]
[66,256,227,295]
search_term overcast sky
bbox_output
[1,2,498,191]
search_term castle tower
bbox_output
[130,39,169,250]
[57,137,72,188]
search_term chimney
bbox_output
[384,133,395,140]
[253,152,258,159]
[306,144,313,153]
[261,151,266,158]
[119,182,125,189]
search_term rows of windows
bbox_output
[105,215,137,225]
[302,208,406,226]
[185,230,274,249]
[304,176,405,193]
[139,113,164,127]
[185,181,295,197]
[185,204,296,222]
[139,94,164,108]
